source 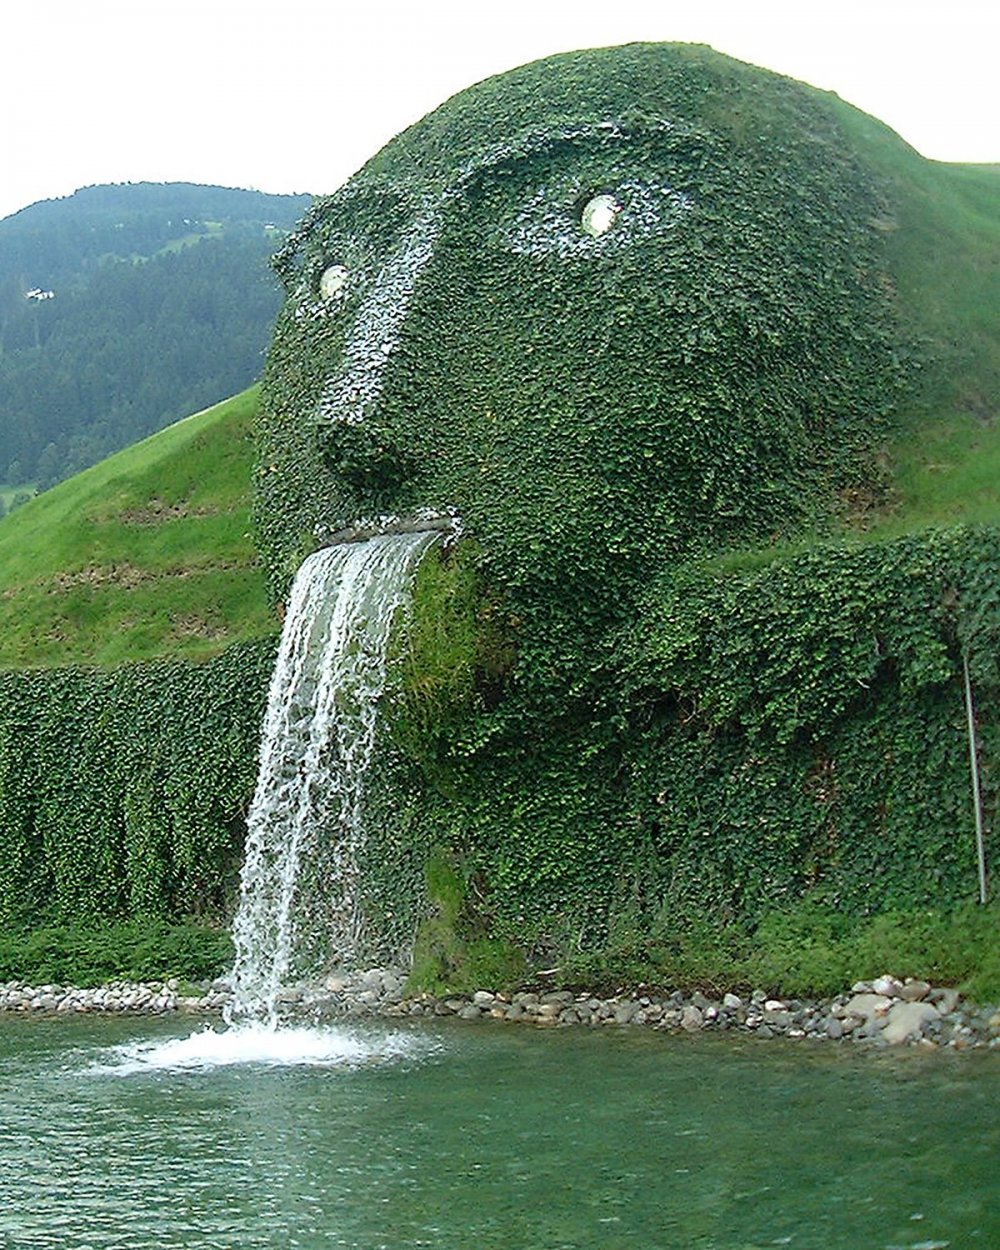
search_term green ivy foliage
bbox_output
[384,542,516,791]
[0,641,274,929]
[0,919,233,987]
[627,526,1000,742]
[354,527,998,967]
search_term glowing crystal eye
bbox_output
[580,194,621,238]
[318,264,349,299]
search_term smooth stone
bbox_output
[882,1001,939,1045]
[680,1005,704,1031]
[722,993,743,1010]
[899,979,932,1003]
[763,1009,792,1028]
[614,1001,640,1025]
[872,975,904,997]
[843,993,892,1024]
[930,987,961,1015]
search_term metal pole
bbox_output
[962,654,988,905]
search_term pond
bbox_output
[0,1014,996,1249]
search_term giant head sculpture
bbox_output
[256,43,901,650]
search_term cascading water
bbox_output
[226,531,438,1026]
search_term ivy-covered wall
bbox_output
[357,526,999,966]
[0,642,274,929]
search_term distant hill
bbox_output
[0,182,311,491]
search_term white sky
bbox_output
[3,0,997,222]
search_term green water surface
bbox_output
[0,1014,996,1249]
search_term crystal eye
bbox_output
[580,194,621,238]
[318,264,349,299]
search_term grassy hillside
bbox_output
[823,99,1000,538]
[0,387,275,669]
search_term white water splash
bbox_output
[227,532,438,1025]
[92,1023,437,1074]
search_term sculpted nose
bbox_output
[315,208,438,429]
[314,208,440,492]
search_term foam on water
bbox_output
[92,1022,436,1075]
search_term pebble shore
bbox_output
[3,969,999,1051]
[0,979,231,1016]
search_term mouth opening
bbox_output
[314,508,461,548]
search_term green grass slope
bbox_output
[0,387,275,669]
[817,99,1000,535]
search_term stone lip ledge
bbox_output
[6,970,997,1052]
[315,509,460,548]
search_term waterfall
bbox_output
[227,531,438,1025]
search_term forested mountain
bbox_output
[0,183,311,490]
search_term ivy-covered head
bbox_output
[257,42,901,635]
